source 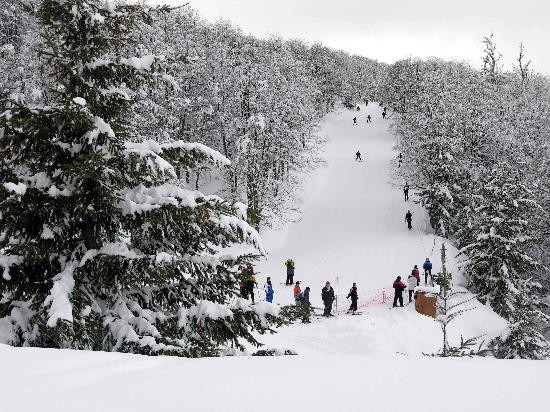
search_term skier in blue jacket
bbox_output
[264,277,274,303]
[423,258,433,285]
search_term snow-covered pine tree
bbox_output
[0,0,277,356]
[492,279,550,359]
[460,165,538,319]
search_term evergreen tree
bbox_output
[492,280,550,359]
[460,165,538,319]
[0,0,277,356]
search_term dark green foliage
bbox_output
[0,0,278,357]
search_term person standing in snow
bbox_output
[293,281,302,304]
[353,117,357,125]
[301,287,311,323]
[382,108,387,119]
[403,183,409,201]
[355,151,362,161]
[423,258,433,285]
[366,114,372,123]
[285,258,295,285]
[411,265,420,286]
[365,99,369,106]
[244,263,257,304]
[406,273,417,303]
[347,283,358,314]
[264,277,274,303]
[405,210,412,230]
[393,276,405,307]
[321,281,335,316]
[239,280,248,299]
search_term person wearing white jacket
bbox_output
[406,274,417,303]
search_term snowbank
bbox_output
[0,345,547,412]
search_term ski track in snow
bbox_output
[0,104,546,412]
[254,103,506,357]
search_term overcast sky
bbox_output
[152,0,550,74]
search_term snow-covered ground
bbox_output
[0,104,547,411]
[254,103,506,356]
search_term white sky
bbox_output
[152,0,550,75]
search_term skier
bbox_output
[423,258,433,285]
[301,286,311,323]
[365,99,369,106]
[355,151,362,161]
[392,276,405,307]
[405,210,412,230]
[403,183,409,201]
[411,265,420,286]
[293,281,302,304]
[239,280,248,299]
[285,258,295,285]
[382,108,387,119]
[244,264,257,303]
[346,283,358,314]
[264,277,274,303]
[356,106,360,111]
[353,117,357,125]
[407,273,417,303]
[321,281,335,317]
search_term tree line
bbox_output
[0,0,382,356]
[379,35,550,359]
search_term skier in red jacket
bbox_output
[411,265,420,286]
[393,276,406,307]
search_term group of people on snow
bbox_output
[393,258,433,307]
[241,255,435,320]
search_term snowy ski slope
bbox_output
[253,103,506,356]
[0,104,547,412]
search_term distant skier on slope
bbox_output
[293,281,302,304]
[411,265,420,286]
[264,277,274,303]
[367,114,372,123]
[403,183,409,201]
[407,273,417,303]
[382,108,387,119]
[321,281,335,317]
[285,258,295,285]
[355,151,362,161]
[357,106,361,111]
[393,276,405,307]
[405,210,412,230]
[423,258,433,285]
[347,283,358,314]
[353,117,357,125]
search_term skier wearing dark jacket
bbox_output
[347,283,358,313]
[393,276,405,307]
[301,287,311,323]
[405,210,412,229]
[321,282,335,317]
[285,258,295,285]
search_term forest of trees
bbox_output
[1,1,548,359]
[0,0,383,355]
[379,35,550,358]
